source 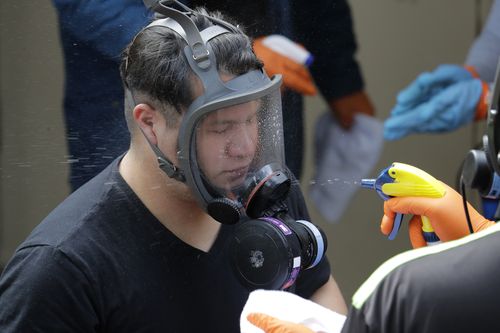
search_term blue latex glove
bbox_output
[384,65,483,140]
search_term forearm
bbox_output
[309,275,348,315]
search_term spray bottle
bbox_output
[361,162,446,245]
[260,35,314,67]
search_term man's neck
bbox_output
[119,149,221,252]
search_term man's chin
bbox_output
[208,171,245,189]
[220,175,248,191]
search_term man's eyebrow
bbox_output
[207,112,257,126]
[206,118,237,126]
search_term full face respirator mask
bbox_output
[140,0,328,290]
[461,58,500,220]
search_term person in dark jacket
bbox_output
[52,0,151,190]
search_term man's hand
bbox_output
[253,37,317,96]
[328,91,375,129]
[247,313,315,333]
[384,64,489,140]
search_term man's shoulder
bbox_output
[353,224,500,310]
[22,161,133,251]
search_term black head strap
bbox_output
[143,0,239,69]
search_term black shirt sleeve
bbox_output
[0,245,100,332]
[341,305,371,333]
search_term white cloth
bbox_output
[240,289,346,333]
[309,113,384,223]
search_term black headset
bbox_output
[461,58,500,223]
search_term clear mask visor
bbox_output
[193,88,285,209]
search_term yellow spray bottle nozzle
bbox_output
[381,163,446,198]
[362,162,446,245]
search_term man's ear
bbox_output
[134,103,159,145]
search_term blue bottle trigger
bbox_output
[361,171,404,241]
[387,213,404,240]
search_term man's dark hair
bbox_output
[120,8,263,121]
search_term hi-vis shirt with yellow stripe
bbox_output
[352,222,500,309]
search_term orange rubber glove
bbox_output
[328,91,375,129]
[247,313,315,333]
[465,65,490,120]
[253,37,317,96]
[380,182,495,248]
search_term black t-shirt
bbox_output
[0,157,330,332]
[342,223,500,333]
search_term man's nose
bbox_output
[225,127,255,158]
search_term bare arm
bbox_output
[309,275,348,315]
